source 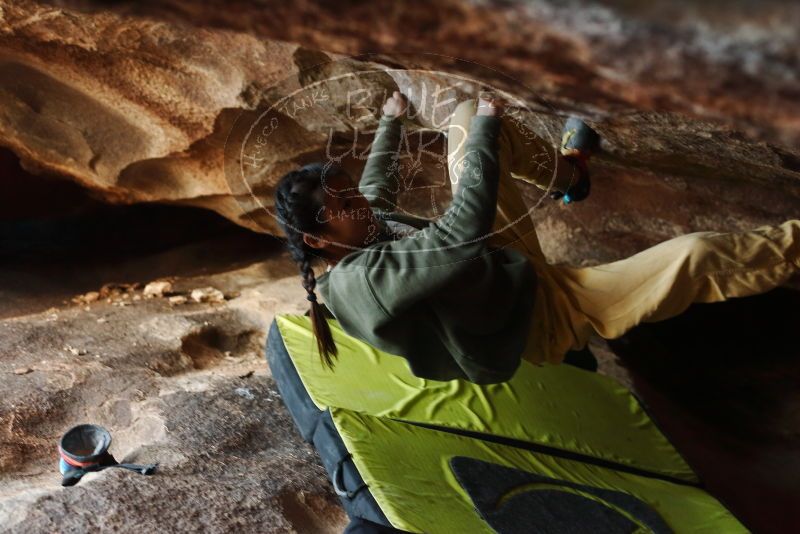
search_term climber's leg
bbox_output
[448,100,800,367]
[519,220,800,367]
[549,219,800,346]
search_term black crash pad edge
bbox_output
[265,318,399,532]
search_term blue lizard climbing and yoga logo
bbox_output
[223,52,563,259]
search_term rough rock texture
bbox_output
[1,0,800,532]
[0,245,348,533]
[1,0,798,267]
[48,0,800,147]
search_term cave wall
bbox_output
[1,0,798,268]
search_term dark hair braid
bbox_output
[274,162,340,369]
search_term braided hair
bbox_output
[274,162,339,369]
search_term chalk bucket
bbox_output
[58,424,158,487]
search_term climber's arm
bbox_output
[329,114,503,315]
[359,91,409,213]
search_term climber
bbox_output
[272,90,800,384]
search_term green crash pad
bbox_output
[334,409,743,534]
[274,314,745,533]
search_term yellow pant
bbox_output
[448,98,800,365]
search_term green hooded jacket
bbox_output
[316,113,538,384]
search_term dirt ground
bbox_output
[0,211,348,533]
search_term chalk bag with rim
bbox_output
[58,424,158,487]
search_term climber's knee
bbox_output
[683,233,709,252]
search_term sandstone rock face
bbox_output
[67,0,800,146]
[2,0,799,267]
[0,255,348,533]
[0,0,300,232]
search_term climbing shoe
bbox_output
[560,116,600,159]
[550,117,600,204]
